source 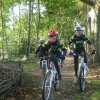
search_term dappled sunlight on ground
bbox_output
[62,70,74,77]
[4,56,100,100]
[88,66,100,79]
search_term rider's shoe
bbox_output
[73,77,78,83]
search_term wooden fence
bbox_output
[0,61,24,99]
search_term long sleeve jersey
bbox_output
[44,40,66,56]
[69,34,91,49]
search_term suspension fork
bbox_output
[78,62,84,76]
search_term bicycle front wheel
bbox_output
[42,71,52,100]
[42,63,47,76]
[78,67,86,92]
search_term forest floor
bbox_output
[4,56,100,100]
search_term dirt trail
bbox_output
[5,56,92,100]
[50,56,86,100]
[52,57,77,100]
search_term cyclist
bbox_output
[44,29,67,80]
[35,38,48,69]
[69,25,95,83]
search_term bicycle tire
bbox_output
[78,66,86,92]
[42,63,47,76]
[42,71,52,100]
[54,72,60,91]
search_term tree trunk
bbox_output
[96,7,100,62]
[1,2,10,59]
[18,4,21,45]
[26,0,32,57]
[1,3,5,59]
[36,0,40,41]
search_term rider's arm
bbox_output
[68,36,75,55]
[82,34,91,45]
[83,34,95,53]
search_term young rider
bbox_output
[44,29,67,79]
[35,38,48,68]
[69,26,95,83]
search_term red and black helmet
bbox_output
[48,29,59,36]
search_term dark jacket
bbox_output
[44,40,66,58]
[69,34,91,52]
[35,45,47,57]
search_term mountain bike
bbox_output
[75,52,89,92]
[42,56,60,100]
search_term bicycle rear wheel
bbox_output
[42,71,52,100]
[54,72,60,91]
[78,67,86,92]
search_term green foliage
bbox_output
[0,0,82,59]
[88,79,100,99]
[74,79,100,100]
[18,38,37,55]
